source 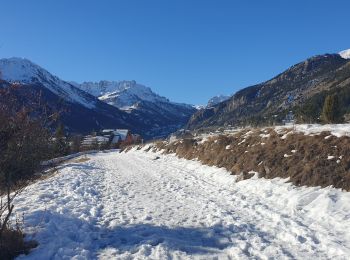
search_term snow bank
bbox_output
[275,123,350,138]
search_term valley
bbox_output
[2,2,350,259]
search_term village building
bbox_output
[81,135,110,150]
[81,129,142,150]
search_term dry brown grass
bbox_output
[154,128,350,190]
[0,226,37,259]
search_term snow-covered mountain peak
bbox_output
[339,49,350,59]
[207,94,230,107]
[0,57,96,108]
[193,104,205,110]
[75,80,170,110]
[0,57,51,83]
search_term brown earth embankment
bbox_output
[150,128,350,191]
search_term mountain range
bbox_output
[72,80,196,138]
[0,58,195,139]
[1,49,350,138]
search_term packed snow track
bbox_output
[14,148,350,259]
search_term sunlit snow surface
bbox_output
[339,49,350,59]
[73,80,170,110]
[0,57,96,109]
[13,148,350,259]
[275,123,350,138]
[196,124,350,142]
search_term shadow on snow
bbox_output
[22,210,271,258]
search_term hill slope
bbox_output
[0,58,142,134]
[188,53,350,129]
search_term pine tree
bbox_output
[321,94,341,123]
[55,123,65,138]
[53,123,69,156]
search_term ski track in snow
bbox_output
[13,149,350,259]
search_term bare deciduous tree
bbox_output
[0,83,54,257]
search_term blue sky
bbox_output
[0,0,349,104]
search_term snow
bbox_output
[210,124,350,140]
[207,95,230,107]
[259,133,271,138]
[198,137,209,144]
[339,49,350,59]
[238,139,246,145]
[193,104,205,110]
[0,57,96,109]
[72,80,194,115]
[74,80,169,110]
[275,124,350,138]
[11,149,350,259]
[243,130,254,137]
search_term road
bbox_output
[14,148,350,259]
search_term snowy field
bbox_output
[12,148,350,259]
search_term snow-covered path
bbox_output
[14,149,350,259]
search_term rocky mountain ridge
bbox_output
[73,80,196,138]
[0,58,195,138]
[187,52,350,129]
